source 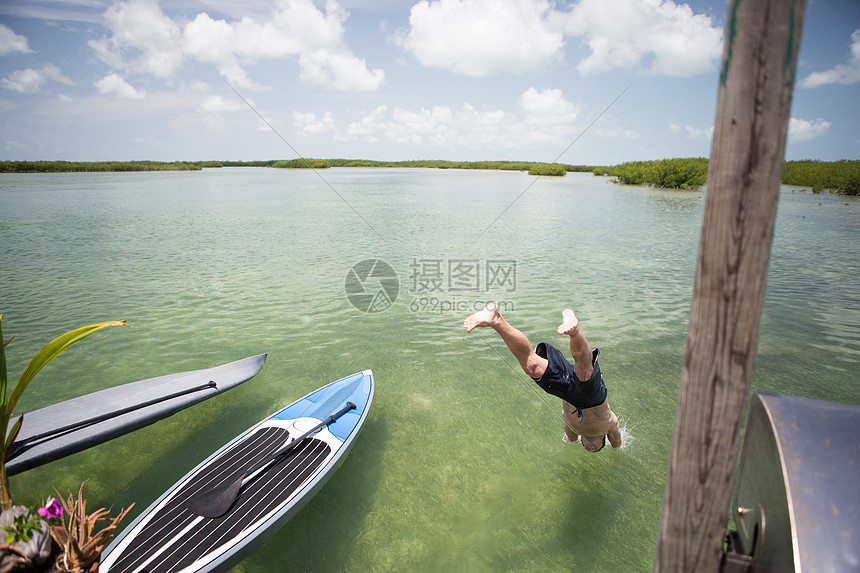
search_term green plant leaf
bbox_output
[4,416,21,454]
[6,320,127,415]
[1,315,8,414]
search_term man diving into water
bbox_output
[464,304,622,452]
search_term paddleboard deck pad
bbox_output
[6,354,267,476]
[101,369,374,573]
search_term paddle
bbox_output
[185,401,357,519]
[6,381,218,461]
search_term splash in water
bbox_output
[617,416,636,452]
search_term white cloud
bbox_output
[563,0,722,77]
[293,111,337,135]
[344,105,388,140]
[4,138,25,150]
[197,94,243,113]
[596,122,639,140]
[0,64,73,93]
[395,0,721,78]
[395,0,564,77]
[337,91,620,152]
[187,80,211,93]
[800,28,860,88]
[89,0,184,79]
[95,72,146,100]
[670,123,713,140]
[182,13,236,64]
[0,23,32,55]
[788,117,831,143]
[389,105,456,145]
[182,12,266,89]
[345,103,510,147]
[32,88,195,123]
[90,0,383,91]
[1,68,47,93]
[519,87,579,126]
[299,49,384,91]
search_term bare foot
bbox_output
[463,302,501,332]
[557,308,579,335]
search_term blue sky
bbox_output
[0,0,858,164]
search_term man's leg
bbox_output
[557,309,593,382]
[561,401,581,443]
[464,303,548,379]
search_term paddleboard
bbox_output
[6,354,267,476]
[100,369,374,573]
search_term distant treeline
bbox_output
[781,160,859,195]
[595,158,709,189]
[596,158,859,195]
[2,158,857,194]
[0,158,590,177]
[0,160,215,173]
[270,158,586,176]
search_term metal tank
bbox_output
[727,393,860,572]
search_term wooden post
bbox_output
[654,1,806,571]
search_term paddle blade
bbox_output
[184,477,243,519]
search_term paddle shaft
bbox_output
[7,381,218,460]
[246,401,357,478]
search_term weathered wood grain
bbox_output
[654,0,806,571]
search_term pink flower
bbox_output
[37,497,63,520]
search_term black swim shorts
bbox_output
[532,343,607,417]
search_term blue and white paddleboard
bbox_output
[101,370,374,573]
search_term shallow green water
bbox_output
[2,168,858,572]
